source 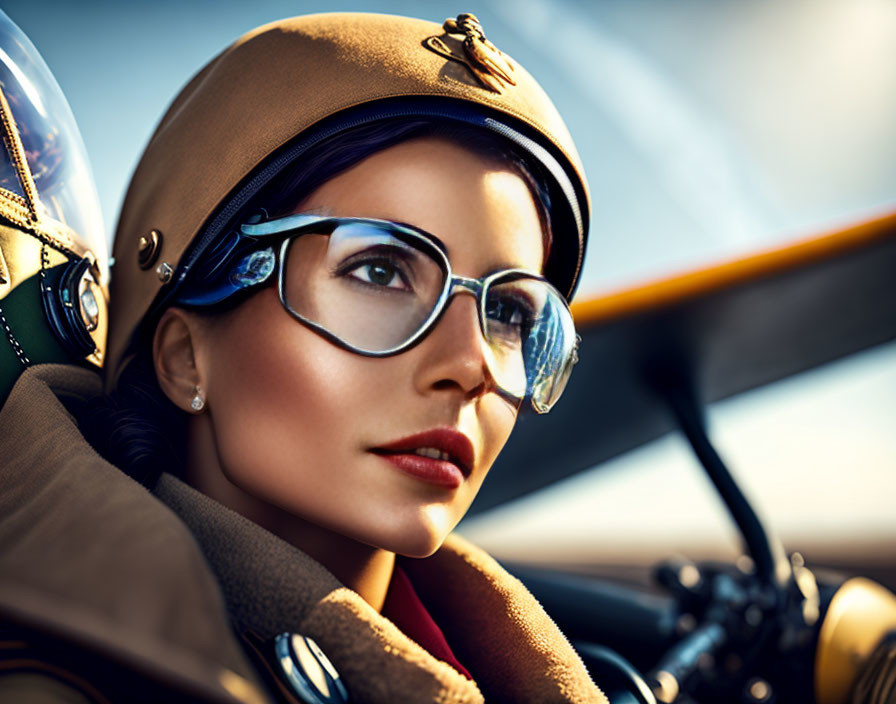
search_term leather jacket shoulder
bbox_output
[0,364,263,703]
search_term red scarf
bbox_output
[382,565,472,680]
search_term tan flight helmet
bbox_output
[108,11,590,390]
[0,9,108,401]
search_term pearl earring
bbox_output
[191,385,205,412]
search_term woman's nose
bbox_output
[413,293,492,399]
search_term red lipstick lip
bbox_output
[371,428,475,479]
[373,454,465,489]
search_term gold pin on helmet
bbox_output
[0,9,108,398]
[424,13,517,93]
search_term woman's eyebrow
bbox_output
[393,220,449,256]
[390,220,542,275]
[291,205,332,217]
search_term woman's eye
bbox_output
[486,297,533,329]
[347,261,408,290]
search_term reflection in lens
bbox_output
[483,279,537,399]
[282,222,447,352]
[484,276,576,412]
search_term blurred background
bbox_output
[5,0,894,581]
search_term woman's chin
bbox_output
[393,536,445,559]
[349,514,454,559]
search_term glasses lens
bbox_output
[482,276,578,412]
[281,221,447,352]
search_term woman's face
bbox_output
[193,137,545,557]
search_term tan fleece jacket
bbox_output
[0,364,606,704]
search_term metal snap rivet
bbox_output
[156,261,174,283]
[273,633,349,703]
[138,230,162,269]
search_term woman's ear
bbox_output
[153,308,207,413]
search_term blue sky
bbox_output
[7,0,895,294]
